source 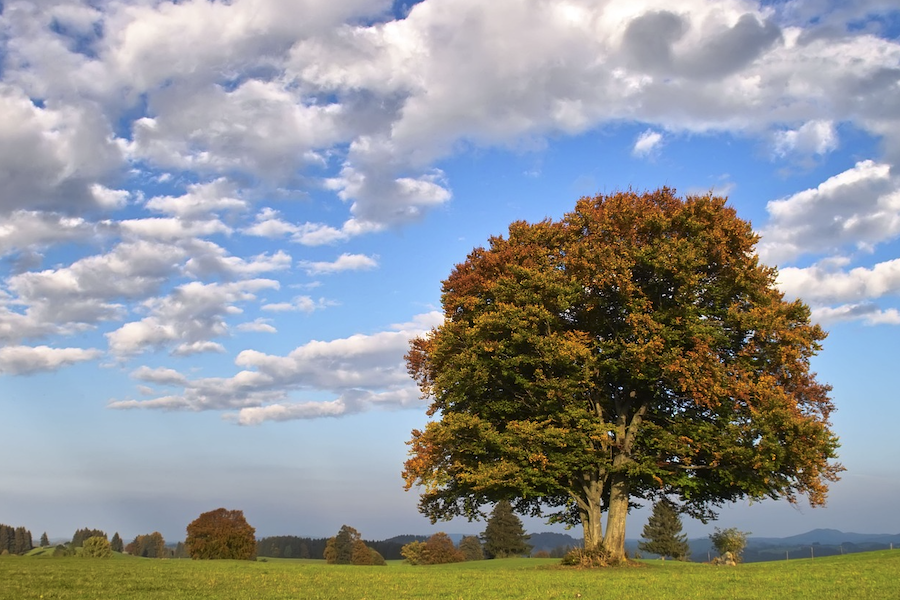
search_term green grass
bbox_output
[1,550,897,600]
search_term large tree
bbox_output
[185,508,256,560]
[638,499,690,560]
[403,189,843,562]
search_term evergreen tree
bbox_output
[110,532,124,553]
[40,532,50,547]
[638,499,690,560]
[481,500,532,558]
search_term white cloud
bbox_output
[758,160,900,265]
[299,253,378,275]
[632,129,664,157]
[261,295,331,313]
[811,303,900,327]
[145,179,247,219]
[0,211,95,257]
[0,84,124,215]
[777,258,900,304]
[117,217,233,241]
[232,387,421,424]
[107,311,438,417]
[106,279,279,357]
[236,318,278,334]
[773,119,838,157]
[131,366,189,386]
[0,345,101,375]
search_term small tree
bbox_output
[324,525,359,564]
[110,532,124,553]
[186,508,256,560]
[422,532,465,564]
[638,499,690,560]
[459,535,484,561]
[401,540,426,565]
[126,532,166,558]
[709,527,749,562]
[82,536,112,559]
[481,501,531,558]
[40,532,50,548]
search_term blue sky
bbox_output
[1,0,899,545]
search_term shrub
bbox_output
[186,508,256,560]
[82,536,112,559]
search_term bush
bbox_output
[561,546,612,568]
[186,508,256,560]
[709,527,749,563]
[82,536,112,559]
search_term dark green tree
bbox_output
[185,508,256,560]
[40,532,50,547]
[638,499,690,560]
[459,535,484,561]
[71,528,105,548]
[403,189,843,563]
[481,501,531,558]
[110,532,124,553]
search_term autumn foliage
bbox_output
[185,508,256,560]
[403,189,843,563]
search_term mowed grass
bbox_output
[1,550,897,600]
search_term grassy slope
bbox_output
[0,550,896,600]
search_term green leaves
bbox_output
[405,188,842,560]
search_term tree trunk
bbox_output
[603,471,630,563]
[576,477,604,551]
[580,504,603,552]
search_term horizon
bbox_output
[2,0,900,546]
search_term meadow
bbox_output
[1,550,896,600]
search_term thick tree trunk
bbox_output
[575,476,604,551]
[579,504,603,551]
[603,471,630,563]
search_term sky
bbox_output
[1,0,900,546]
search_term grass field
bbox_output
[1,550,896,600]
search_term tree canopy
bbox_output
[403,189,843,562]
[185,508,256,560]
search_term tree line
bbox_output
[0,524,33,555]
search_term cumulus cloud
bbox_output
[758,161,900,265]
[145,179,247,219]
[632,129,664,157]
[0,345,102,375]
[299,253,378,275]
[108,312,439,419]
[773,119,838,157]
[106,279,279,357]
[261,295,332,313]
[778,258,900,304]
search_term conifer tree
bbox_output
[40,532,50,547]
[110,532,124,553]
[481,500,532,558]
[638,499,690,560]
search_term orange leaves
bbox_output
[403,188,842,534]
